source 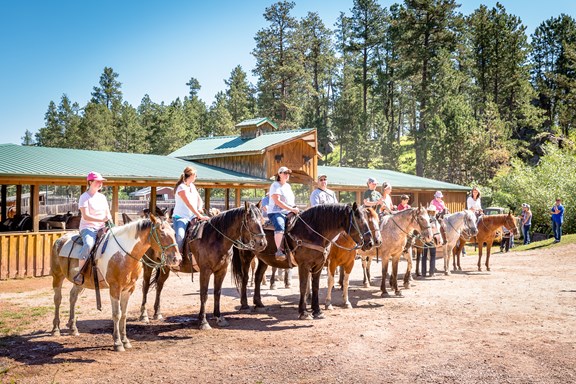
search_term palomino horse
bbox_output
[232,203,374,320]
[452,213,518,272]
[325,207,382,310]
[188,202,267,330]
[440,210,479,275]
[359,206,433,296]
[50,215,181,352]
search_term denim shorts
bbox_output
[268,212,287,233]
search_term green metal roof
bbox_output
[235,117,278,129]
[169,128,315,160]
[318,165,469,191]
[0,144,268,185]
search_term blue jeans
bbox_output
[422,246,436,276]
[268,212,287,233]
[522,224,531,245]
[79,227,98,260]
[552,221,562,241]
[173,216,190,251]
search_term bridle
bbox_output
[448,212,476,240]
[205,205,266,251]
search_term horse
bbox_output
[50,215,181,352]
[440,210,479,275]
[452,213,518,272]
[359,206,433,296]
[325,207,382,310]
[188,202,267,330]
[232,203,374,320]
[137,207,223,323]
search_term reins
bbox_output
[203,207,265,251]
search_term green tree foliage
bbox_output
[91,67,123,111]
[207,91,235,136]
[492,145,576,234]
[21,130,35,146]
[224,65,255,126]
[115,102,148,153]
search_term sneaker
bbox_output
[275,249,286,260]
[553,239,560,244]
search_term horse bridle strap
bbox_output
[204,207,265,251]
[294,208,365,251]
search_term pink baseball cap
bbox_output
[87,171,106,181]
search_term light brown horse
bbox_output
[50,215,181,352]
[359,206,434,296]
[452,213,518,272]
[325,207,382,310]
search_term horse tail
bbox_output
[231,247,245,290]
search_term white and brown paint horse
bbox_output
[440,210,479,275]
[359,206,434,296]
[50,215,181,352]
[325,207,382,309]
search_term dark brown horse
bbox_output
[232,203,374,320]
[452,213,518,272]
[188,202,267,329]
[325,207,382,310]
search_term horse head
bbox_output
[413,206,434,243]
[363,207,382,247]
[241,201,267,252]
[462,210,479,237]
[348,202,374,251]
[504,212,518,236]
[148,214,182,268]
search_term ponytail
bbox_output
[175,166,197,190]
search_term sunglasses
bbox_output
[319,178,327,182]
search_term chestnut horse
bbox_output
[325,207,382,310]
[188,202,267,330]
[50,215,181,352]
[452,213,518,272]
[359,206,434,296]
[232,203,374,320]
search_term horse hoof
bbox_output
[444,271,450,276]
[217,317,230,327]
[380,291,390,298]
[285,284,292,289]
[239,304,250,311]
[458,267,462,271]
[313,312,325,319]
[253,305,266,313]
[486,268,491,272]
[395,291,403,297]
[270,284,276,290]
[123,341,132,349]
[325,304,334,310]
[199,322,212,330]
[51,329,61,337]
[363,283,370,288]
[344,302,353,309]
[139,315,150,323]
[403,282,410,289]
[114,344,125,352]
[153,314,163,321]
[299,313,313,320]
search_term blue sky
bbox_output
[1,0,574,145]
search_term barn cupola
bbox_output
[236,117,278,139]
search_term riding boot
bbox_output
[182,241,200,272]
[73,259,88,285]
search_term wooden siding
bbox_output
[0,231,65,280]
[200,154,267,179]
[266,140,316,183]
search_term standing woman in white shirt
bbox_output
[173,166,209,251]
[466,186,483,216]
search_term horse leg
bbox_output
[139,264,153,323]
[66,284,84,336]
[119,289,134,350]
[198,269,212,330]
[341,257,354,309]
[213,267,230,327]
[51,273,65,336]
[284,268,292,288]
[485,244,492,271]
[325,262,337,310]
[109,287,125,352]
[362,256,371,287]
[310,268,324,319]
[249,258,256,287]
[239,252,253,310]
[390,256,402,296]
[298,266,312,320]
[253,259,268,309]
[380,255,390,297]
[415,249,421,277]
[477,245,483,271]
[444,244,452,275]
[152,268,170,320]
[403,249,412,288]
[270,267,277,290]
[338,264,345,289]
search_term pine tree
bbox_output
[224,65,255,126]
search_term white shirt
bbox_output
[268,181,296,214]
[310,188,338,206]
[78,191,109,231]
[173,183,203,219]
[467,196,482,212]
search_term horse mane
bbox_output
[109,218,153,239]
[298,203,350,234]
[208,206,244,229]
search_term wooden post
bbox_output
[31,184,40,232]
[204,188,211,211]
[1,185,6,222]
[224,188,230,210]
[235,188,241,208]
[16,185,22,215]
[111,185,119,225]
[149,186,157,214]
[356,191,362,206]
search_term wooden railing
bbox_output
[0,231,66,280]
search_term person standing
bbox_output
[173,166,209,252]
[520,203,532,245]
[310,174,338,206]
[467,187,483,216]
[74,171,113,285]
[363,177,383,214]
[421,205,438,277]
[268,166,300,260]
[397,195,411,211]
[381,181,395,213]
[550,198,564,243]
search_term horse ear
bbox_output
[150,214,157,224]
[352,201,358,210]
[256,200,261,209]
[244,201,250,211]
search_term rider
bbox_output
[268,166,300,260]
[430,191,447,213]
[310,174,338,206]
[363,177,383,214]
[467,186,483,217]
[380,181,395,214]
[73,171,113,285]
[397,195,411,211]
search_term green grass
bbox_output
[462,233,575,256]
[0,305,52,336]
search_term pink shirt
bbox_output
[78,191,109,231]
[430,198,446,213]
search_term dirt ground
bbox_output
[1,243,575,384]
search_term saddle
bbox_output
[183,218,204,272]
[59,228,109,259]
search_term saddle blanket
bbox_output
[58,233,109,259]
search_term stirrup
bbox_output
[73,273,84,286]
